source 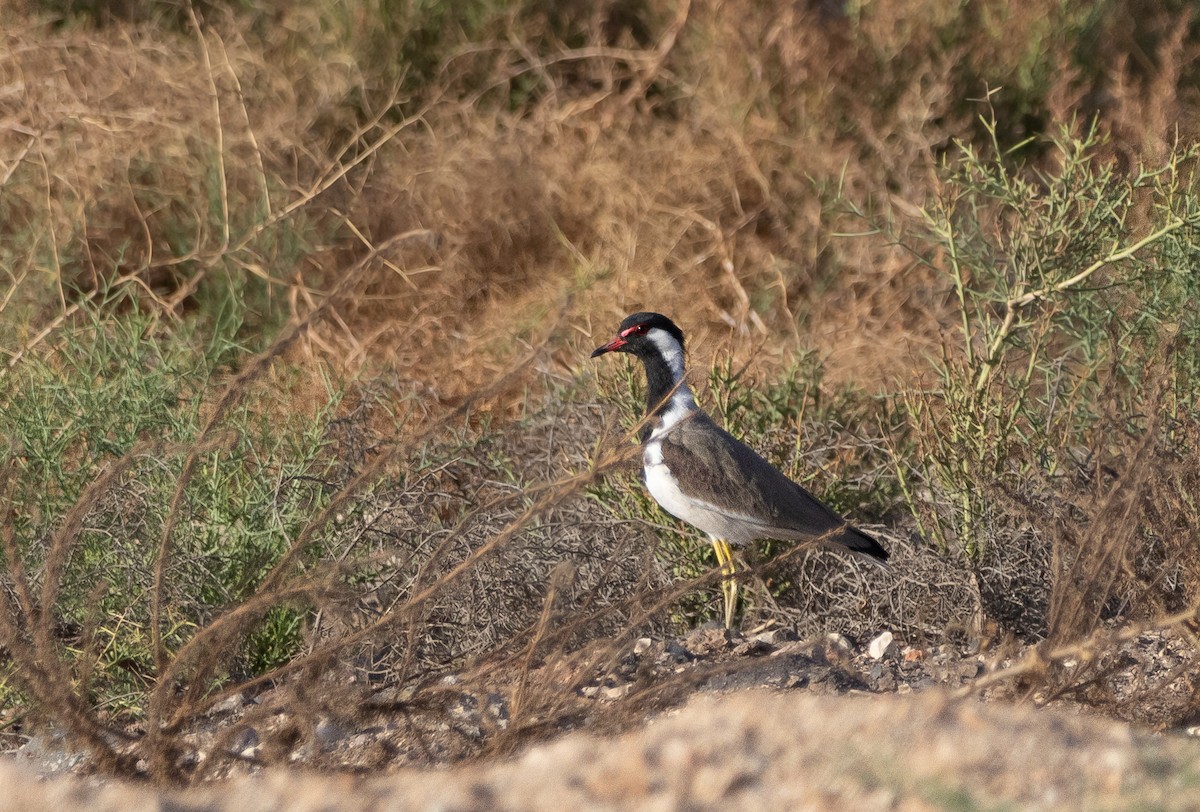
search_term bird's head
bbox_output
[590,312,685,360]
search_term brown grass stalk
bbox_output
[956,602,1200,701]
[136,309,573,772]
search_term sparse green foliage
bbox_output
[894,115,1200,557]
[0,294,341,716]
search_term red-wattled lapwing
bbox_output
[592,311,889,629]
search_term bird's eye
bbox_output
[633,324,649,335]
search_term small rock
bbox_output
[770,640,813,659]
[315,719,345,749]
[633,637,653,656]
[486,693,510,724]
[868,631,895,660]
[347,733,374,749]
[752,628,797,647]
[958,660,983,680]
[664,640,695,662]
[229,727,260,759]
[825,632,852,653]
[823,633,853,665]
[731,638,774,657]
[684,627,733,657]
[902,647,925,662]
[209,693,246,716]
[601,684,632,700]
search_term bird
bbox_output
[591,311,889,629]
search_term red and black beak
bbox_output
[590,336,627,357]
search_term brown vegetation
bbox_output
[2,0,1200,790]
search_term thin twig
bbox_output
[955,602,1200,699]
[146,236,399,674]
[975,217,1187,392]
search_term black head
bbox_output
[590,312,685,358]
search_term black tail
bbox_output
[834,525,890,566]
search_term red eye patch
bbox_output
[620,323,650,338]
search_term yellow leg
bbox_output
[711,538,737,630]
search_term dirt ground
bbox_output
[5,685,1200,811]
[5,623,1200,810]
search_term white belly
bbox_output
[643,441,750,543]
[644,460,705,526]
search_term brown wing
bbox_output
[659,412,888,560]
[658,413,845,534]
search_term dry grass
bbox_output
[3,0,1200,786]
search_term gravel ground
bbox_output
[5,622,1200,809]
[5,685,1200,811]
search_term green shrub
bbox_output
[896,118,1200,556]
[0,293,340,715]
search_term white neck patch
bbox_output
[647,327,686,382]
[645,326,696,438]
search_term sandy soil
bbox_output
[4,685,1199,811]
